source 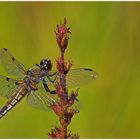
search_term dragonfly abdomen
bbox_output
[0,85,28,119]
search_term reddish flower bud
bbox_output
[48,127,65,138]
[68,90,79,106]
[48,127,79,139]
[55,18,71,52]
[56,58,72,74]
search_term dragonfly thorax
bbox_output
[26,66,47,83]
[23,76,31,85]
[23,76,38,90]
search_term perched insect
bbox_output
[0,48,98,119]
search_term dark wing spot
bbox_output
[6,77,10,81]
[15,81,21,85]
[15,81,18,85]
[12,57,15,61]
[83,68,93,71]
[36,64,39,67]
[3,48,8,51]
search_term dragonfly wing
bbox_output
[44,68,98,88]
[27,84,57,111]
[66,68,98,88]
[0,48,26,77]
[0,75,18,98]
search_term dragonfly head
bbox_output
[39,59,52,71]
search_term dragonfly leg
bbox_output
[47,72,58,83]
[49,71,57,77]
[50,90,56,94]
[42,79,56,94]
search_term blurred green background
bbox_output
[0,2,140,138]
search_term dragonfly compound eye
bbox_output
[40,59,52,71]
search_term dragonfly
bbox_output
[0,48,98,119]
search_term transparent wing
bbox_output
[0,48,26,77]
[27,83,57,111]
[66,68,98,88]
[0,75,18,98]
[45,68,98,88]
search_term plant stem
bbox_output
[48,18,79,139]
